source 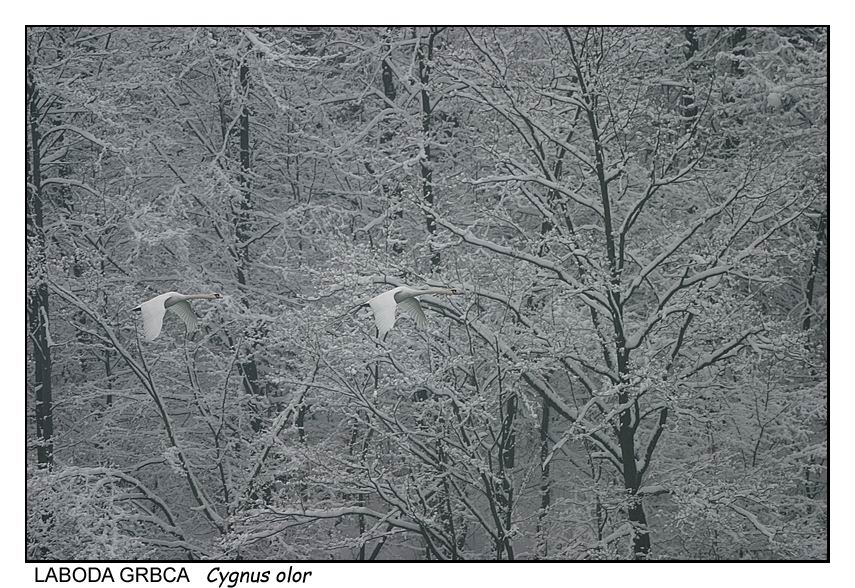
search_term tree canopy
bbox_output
[26,26,827,560]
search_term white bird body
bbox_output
[367,285,459,339]
[132,291,221,341]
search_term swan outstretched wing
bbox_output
[139,297,169,341]
[169,300,198,334]
[397,297,427,329]
[369,290,398,338]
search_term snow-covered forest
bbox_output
[26,26,827,560]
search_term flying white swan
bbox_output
[132,291,222,341]
[366,285,460,339]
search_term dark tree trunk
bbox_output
[346,421,373,560]
[26,61,53,470]
[380,28,397,112]
[723,27,748,151]
[729,27,748,76]
[501,395,517,469]
[237,57,253,264]
[618,387,650,557]
[536,401,551,558]
[417,28,441,270]
[368,27,406,256]
[494,339,515,560]
[802,211,826,503]
[566,27,653,558]
[235,54,264,431]
[803,212,826,332]
[681,27,699,130]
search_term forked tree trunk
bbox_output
[567,27,652,557]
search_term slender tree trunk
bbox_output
[802,212,826,332]
[380,28,397,136]
[237,57,253,273]
[494,338,515,560]
[235,54,264,431]
[100,260,113,406]
[802,211,826,504]
[681,27,699,131]
[375,27,404,255]
[729,27,748,76]
[536,401,551,557]
[417,28,441,270]
[296,403,309,502]
[347,421,373,560]
[617,332,650,556]
[26,62,53,470]
[723,27,748,152]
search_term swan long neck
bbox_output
[165,292,218,307]
[184,293,218,301]
[410,287,453,297]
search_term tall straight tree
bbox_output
[26,50,52,469]
[416,27,443,270]
[235,46,264,430]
